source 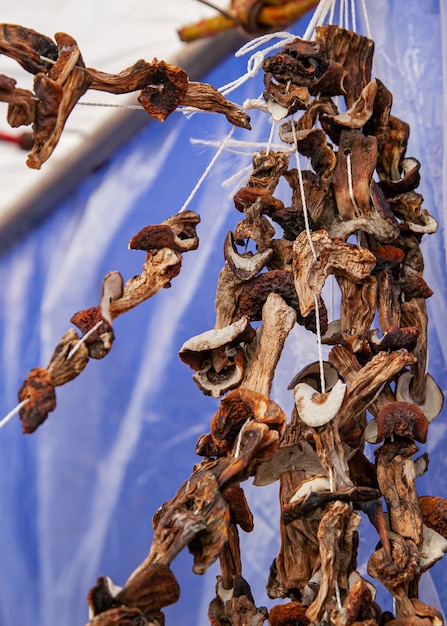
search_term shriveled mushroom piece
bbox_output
[214,263,245,329]
[47,328,89,386]
[337,274,377,353]
[209,387,286,457]
[419,496,447,539]
[389,191,438,235]
[238,269,327,334]
[18,366,56,434]
[379,157,421,198]
[71,271,124,360]
[263,71,310,119]
[376,401,428,444]
[306,501,361,623]
[268,601,309,626]
[179,316,252,398]
[367,531,420,611]
[233,200,276,253]
[0,74,36,128]
[376,438,423,545]
[292,229,376,317]
[369,325,419,354]
[136,60,188,121]
[322,79,377,131]
[376,114,410,183]
[181,81,251,129]
[87,564,180,624]
[242,292,296,396]
[400,299,429,405]
[129,458,231,582]
[28,32,93,169]
[314,25,374,106]
[262,37,329,92]
[223,231,273,280]
[332,128,374,217]
[276,169,329,237]
[209,575,268,626]
[110,247,182,317]
[370,244,404,333]
[279,125,337,179]
[248,150,290,192]
[328,346,416,428]
[130,210,200,253]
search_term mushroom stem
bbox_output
[242,292,296,396]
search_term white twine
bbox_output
[190,137,292,154]
[234,418,251,459]
[360,0,372,39]
[0,399,29,430]
[218,32,296,97]
[266,118,276,155]
[178,125,236,213]
[67,320,103,360]
[290,119,317,260]
[329,0,336,24]
[335,580,343,610]
[303,0,334,40]
[351,0,357,32]
[290,117,328,396]
[222,164,253,190]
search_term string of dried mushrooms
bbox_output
[5,13,447,626]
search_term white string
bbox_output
[0,399,29,430]
[351,0,357,32]
[290,118,328,396]
[329,0,336,24]
[190,137,292,153]
[339,0,344,28]
[335,581,343,610]
[67,320,103,360]
[290,119,317,261]
[266,119,276,155]
[218,32,296,97]
[222,164,253,189]
[303,0,334,40]
[178,125,236,213]
[234,418,251,459]
[360,0,372,39]
[78,101,145,110]
[346,152,361,216]
[344,0,349,30]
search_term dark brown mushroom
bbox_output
[376,401,428,443]
[18,366,56,433]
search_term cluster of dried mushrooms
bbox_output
[0,23,250,169]
[9,17,447,626]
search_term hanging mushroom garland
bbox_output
[4,10,447,626]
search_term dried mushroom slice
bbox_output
[18,366,56,433]
[47,328,89,386]
[224,231,273,280]
[292,230,376,317]
[262,37,329,90]
[137,60,188,121]
[116,563,180,616]
[314,25,374,107]
[27,32,92,169]
[0,23,58,74]
[181,81,251,129]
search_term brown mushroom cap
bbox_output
[376,401,428,443]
